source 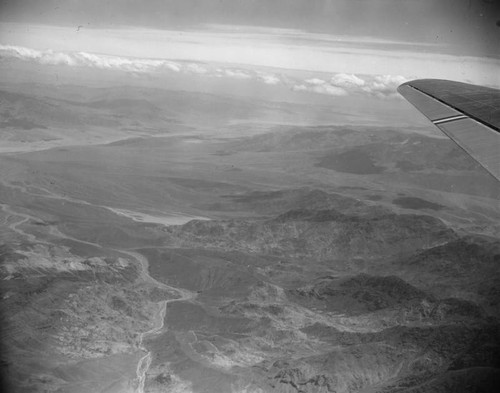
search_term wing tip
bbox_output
[398,78,472,92]
[397,81,411,95]
[397,79,427,95]
[398,78,434,90]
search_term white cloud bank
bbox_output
[258,73,281,85]
[1,22,498,89]
[363,75,409,98]
[0,44,183,73]
[293,78,347,96]
[292,74,408,98]
[0,44,409,98]
[330,73,366,88]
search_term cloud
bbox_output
[164,62,182,72]
[0,44,182,73]
[292,73,408,98]
[186,63,208,74]
[0,45,409,98]
[292,77,347,96]
[313,84,347,96]
[222,69,252,79]
[258,73,281,85]
[304,78,326,86]
[329,73,408,98]
[360,74,408,98]
[330,73,365,88]
[292,84,308,92]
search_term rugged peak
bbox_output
[291,273,434,314]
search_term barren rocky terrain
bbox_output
[1,62,499,393]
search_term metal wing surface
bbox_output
[398,79,500,181]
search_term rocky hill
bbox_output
[143,195,500,393]
[162,208,456,261]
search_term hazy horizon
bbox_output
[1,0,499,55]
[1,0,499,90]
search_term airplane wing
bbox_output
[398,79,500,181]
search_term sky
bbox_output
[1,0,499,54]
[0,0,499,93]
